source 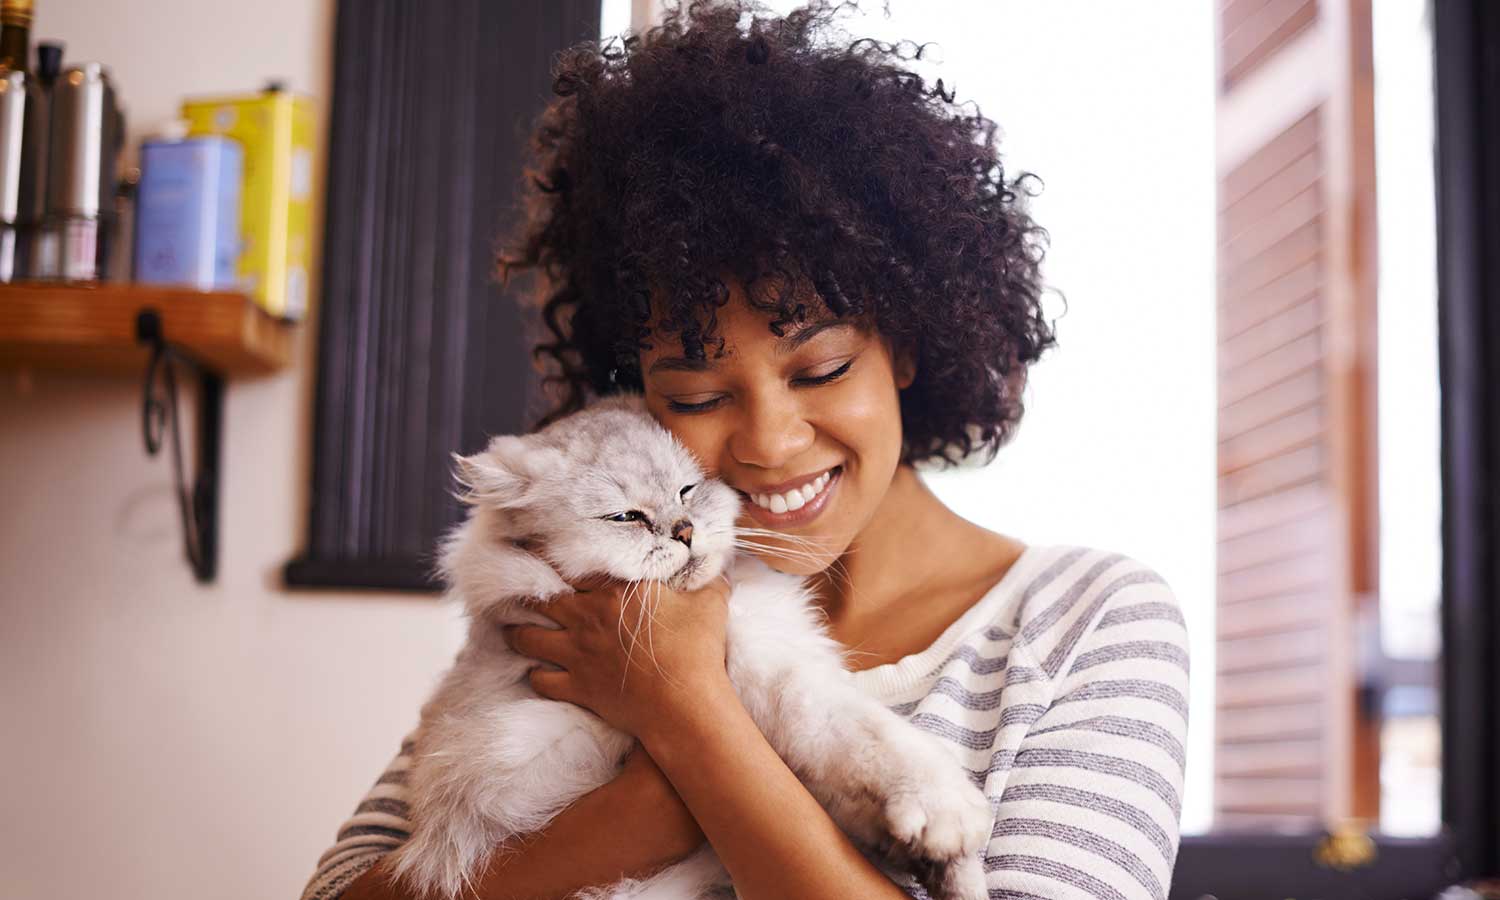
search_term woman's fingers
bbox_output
[540,577,616,627]
[569,573,617,593]
[536,594,584,628]
[505,623,574,667]
[528,667,577,705]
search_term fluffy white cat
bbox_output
[387,394,990,900]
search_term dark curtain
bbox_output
[286,0,602,591]
[1435,0,1500,881]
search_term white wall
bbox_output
[916,4,1219,835]
[0,3,466,899]
[760,0,1220,832]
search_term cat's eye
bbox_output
[602,510,648,524]
[679,483,697,501]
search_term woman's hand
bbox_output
[503,574,733,741]
[344,742,705,900]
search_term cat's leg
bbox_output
[444,538,575,620]
[391,685,634,898]
[726,605,989,900]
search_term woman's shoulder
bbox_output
[995,542,1188,688]
[998,542,1180,618]
[978,542,1182,651]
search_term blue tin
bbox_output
[133,135,242,290]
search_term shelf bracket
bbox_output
[135,308,223,583]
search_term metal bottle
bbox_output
[44,61,121,281]
[0,66,44,280]
[0,0,44,281]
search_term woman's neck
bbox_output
[810,465,1020,639]
[810,471,1032,669]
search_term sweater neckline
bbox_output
[848,542,1048,701]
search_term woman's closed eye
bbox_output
[665,393,726,414]
[663,358,856,414]
[792,357,854,386]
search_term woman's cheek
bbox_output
[658,414,726,479]
[828,369,905,460]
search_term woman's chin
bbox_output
[740,538,838,577]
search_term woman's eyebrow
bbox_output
[646,320,854,374]
[776,320,855,355]
[647,356,715,374]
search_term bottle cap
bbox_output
[36,42,61,81]
[1,0,33,27]
[159,119,189,142]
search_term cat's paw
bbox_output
[919,852,988,900]
[880,769,990,900]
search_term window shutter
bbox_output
[1214,0,1380,828]
[284,0,602,591]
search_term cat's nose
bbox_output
[671,520,694,548]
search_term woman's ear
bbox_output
[893,343,917,390]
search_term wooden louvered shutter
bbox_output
[1214,0,1380,828]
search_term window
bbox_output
[760,0,1498,895]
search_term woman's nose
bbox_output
[729,393,815,470]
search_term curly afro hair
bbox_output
[498,0,1057,466]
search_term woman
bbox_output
[302,2,1188,898]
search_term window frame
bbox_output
[1171,0,1500,895]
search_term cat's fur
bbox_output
[387,394,990,900]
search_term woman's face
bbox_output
[639,279,913,575]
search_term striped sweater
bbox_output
[300,544,1189,900]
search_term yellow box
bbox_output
[181,89,314,321]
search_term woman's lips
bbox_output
[739,466,842,529]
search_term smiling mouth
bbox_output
[744,466,838,514]
[735,465,843,529]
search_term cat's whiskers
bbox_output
[616,578,651,686]
[730,546,853,593]
[735,527,857,577]
[734,529,857,573]
[731,538,835,570]
[734,526,850,552]
[731,533,865,626]
[637,580,658,668]
[614,577,640,654]
[644,580,664,671]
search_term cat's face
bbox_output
[455,396,740,591]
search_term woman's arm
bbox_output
[639,680,918,900]
[509,579,924,900]
[310,745,704,900]
[980,577,1191,899]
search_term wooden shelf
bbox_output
[0,282,293,376]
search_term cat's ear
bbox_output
[452,435,562,508]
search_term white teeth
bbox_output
[747,468,836,513]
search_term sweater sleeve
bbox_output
[984,575,1190,900]
[298,730,418,900]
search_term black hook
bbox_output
[136,308,222,583]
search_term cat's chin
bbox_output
[667,555,724,592]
